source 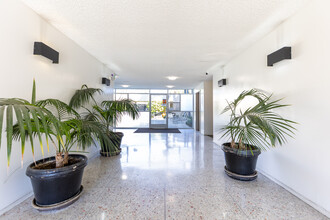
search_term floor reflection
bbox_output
[119,129,207,172]
[1,129,327,220]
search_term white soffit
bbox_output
[21,0,309,88]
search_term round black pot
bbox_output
[26,154,87,206]
[222,143,261,175]
[100,132,124,157]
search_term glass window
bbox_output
[168,94,180,111]
[115,89,149,94]
[168,102,180,111]
[116,112,149,128]
[114,89,194,128]
[116,94,128,100]
[168,112,193,128]
[168,89,185,94]
[168,94,180,102]
[129,94,149,102]
[129,94,149,112]
[150,89,167,94]
[181,94,193,111]
[115,89,129,93]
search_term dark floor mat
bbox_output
[134,128,181,133]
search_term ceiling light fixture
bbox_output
[167,85,174,88]
[167,76,178,81]
[121,85,130,88]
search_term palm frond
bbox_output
[21,106,36,159]
[221,89,297,151]
[31,79,36,105]
[69,85,103,109]
[1,81,116,167]
[0,106,5,150]
[36,99,78,120]
[0,97,60,165]
[30,108,44,156]
[13,106,26,160]
[221,89,268,115]
[6,105,13,166]
[0,98,30,105]
[101,99,140,125]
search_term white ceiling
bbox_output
[21,0,309,89]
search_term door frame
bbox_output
[195,92,200,131]
[149,93,168,129]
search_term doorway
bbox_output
[114,89,194,129]
[149,94,168,129]
[195,92,200,131]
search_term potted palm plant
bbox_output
[69,85,139,157]
[0,80,111,209]
[220,89,297,181]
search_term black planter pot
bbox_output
[222,143,261,180]
[26,154,87,206]
[100,132,124,157]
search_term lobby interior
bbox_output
[0,0,330,219]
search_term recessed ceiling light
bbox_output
[167,76,178,81]
[121,85,130,88]
[167,85,174,88]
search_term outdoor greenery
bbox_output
[69,85,140,154]
[0,80,111,168]
[147,101,166,115]
[221,89,297,151]
[185,115,193,127]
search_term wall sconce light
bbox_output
[218,79,227,87]
[267,47,291,66]
[102,77,110,86]
[33,42,59,63]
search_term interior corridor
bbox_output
[1,129,326,220]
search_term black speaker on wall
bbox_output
[267,47,291,66]
[33,42,59,64]
[102,77,110,86]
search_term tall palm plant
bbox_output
[0,80,111,168]
[32,99,110,167]
[69,85,139,154]
[0,80,58,167]
[221,89,297,151]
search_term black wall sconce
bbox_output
[102,77,111,86]
[218,79,227,87]
[33,42,59,64]
[267,47,291,66]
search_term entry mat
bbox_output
[134,128,181,133]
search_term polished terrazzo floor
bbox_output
[1,129,328,220]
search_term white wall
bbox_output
[203,80,213,136]
[212,0,330,216]
[194,82,205,133]
[0,0,114,214]
[194,80,213,136]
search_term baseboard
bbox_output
[258,169,330,218]
[0,191,33,216]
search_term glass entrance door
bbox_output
[150,94,168,129]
